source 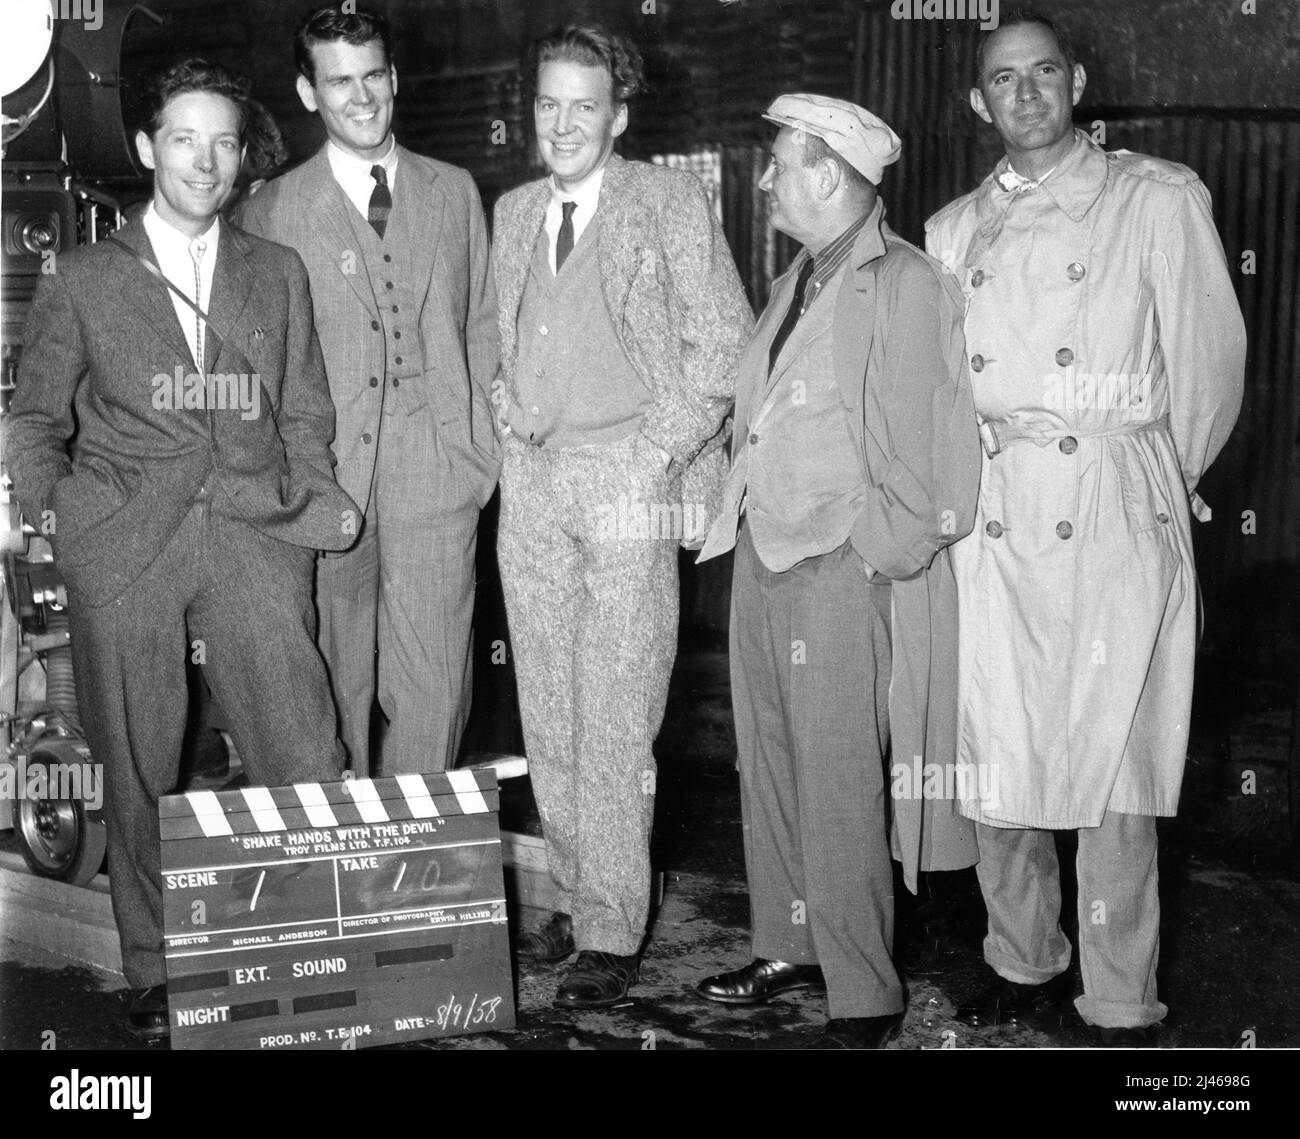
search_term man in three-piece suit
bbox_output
[492,25,751,1007]
[695,95,980,1048]
[4,60,354,1039]
[241,4,500,777]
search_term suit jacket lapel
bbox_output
[110,219,195,369]
[832,212,889,456]
[498,179,549,371]
[300,148,380,319]
[596,155,641,322]
[206,224,254,373]
[394,146,445,320]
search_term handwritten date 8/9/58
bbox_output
[437,993,503,1031]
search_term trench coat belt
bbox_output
[977,414,1171,458]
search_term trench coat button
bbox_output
[1056,521,1074,540]
[1059,436,1078,454]
[362,433,372,444]
[971,354,985,372]
[749,433,759,445]
[394,356,403,365]
[1067,261,1086,281]
[393,330,401,339]
[1055,347,1074,367]
[971,269,986,287]
[369,376,379,387]
[531,406,541,415]
[985,520,1003,538]
[392,378,400,388]
[1156,511,1169,524]
[385,281,394,291]
[371,320,380,331]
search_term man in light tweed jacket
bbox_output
[242,5,500,778]
[492,24,752,1007]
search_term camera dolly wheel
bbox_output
[12,737,106,886]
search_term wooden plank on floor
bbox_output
[0,852,122,977]
[499,831,665,913]
[500,830,565,914]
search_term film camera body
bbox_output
[2,0,237,883]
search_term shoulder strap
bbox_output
[106,236,237,361]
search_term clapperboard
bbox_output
[159,770,515,1050]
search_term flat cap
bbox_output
[763,93,901,185]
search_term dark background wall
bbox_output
[34,0,1300,652]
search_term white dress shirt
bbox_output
[142,203,219,370]
[327,138,400,221]
[544,164,605,274]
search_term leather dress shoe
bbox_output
[554,950,639,1009]
[127,985,170,1042]
[955,972,1073,1030]
[815,1013,904,1049]
[696,958,827,1005]
[1097,1024,1160,1048]
[518,911,575,963]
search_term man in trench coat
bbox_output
[696,94,980,1049]
[925,13,1245,1044]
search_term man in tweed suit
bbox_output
[5,60,353,1039]
[493,25,752,1006]
[242,5,500,777]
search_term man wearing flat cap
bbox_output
[696,93,981,1047]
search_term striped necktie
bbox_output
[368,164,392,239]
[189,238,207,369]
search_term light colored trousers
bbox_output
[497,434,679,956]
[316,399,478,776]
[976,811,1166,1028]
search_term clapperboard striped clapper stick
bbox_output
[159,770,516,1049]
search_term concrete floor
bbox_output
[1,644,1297,1050]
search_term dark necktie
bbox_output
[368,164,392,239]
[555,200,576,272]
[768,256,815,373]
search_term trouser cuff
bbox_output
[1074,994,1168,1029]
[984,939,1071,985]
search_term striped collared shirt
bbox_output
[800,209,873,314]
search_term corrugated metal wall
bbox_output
[111,0,1300,638]
[700,10,1300,640]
